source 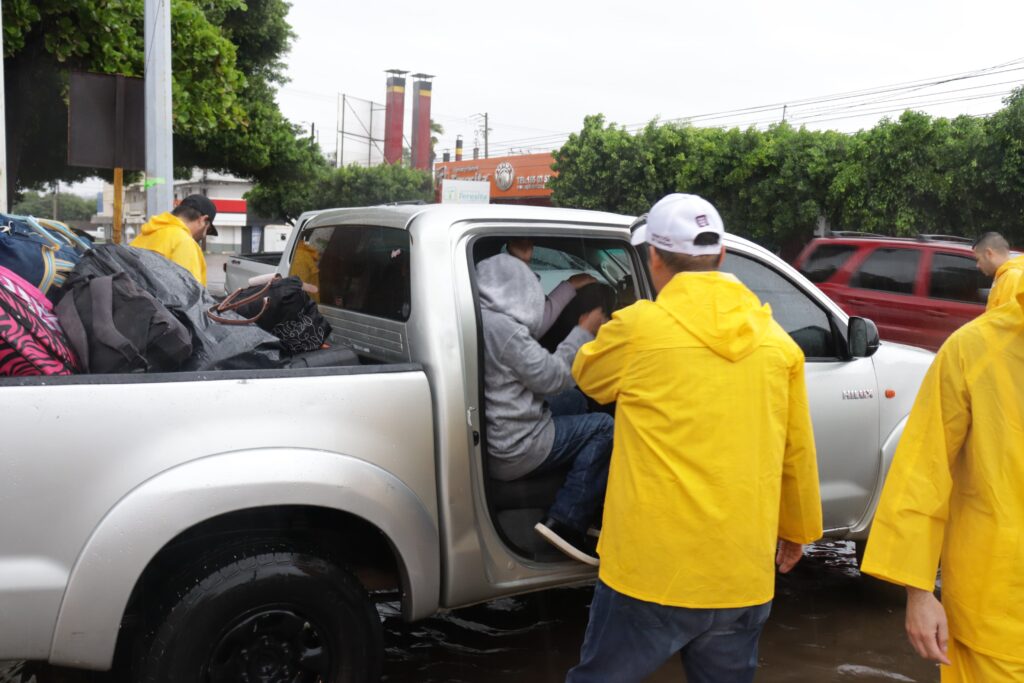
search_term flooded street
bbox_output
[1,540,939,683]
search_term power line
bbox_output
[484,60,1024,150]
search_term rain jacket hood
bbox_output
[656,271,774,362]
[987,253,1024,310]
[130,212,207,286]
[477,254,546,337]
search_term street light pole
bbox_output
[145,0,174,216]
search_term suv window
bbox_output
[722,252,835,358]
[929,252,991,304]
[799,244,858,283]
[290,224,411,321]
[850,248,920,295]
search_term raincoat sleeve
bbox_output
[571,306,632,405]
[778,352,824,544]
[860,343,970,590]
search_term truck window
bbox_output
[290,224,411,322]
[723,252,837,359]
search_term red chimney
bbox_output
[383,70,408,165]
[410,74,434,170]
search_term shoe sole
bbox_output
[534,522,599,567]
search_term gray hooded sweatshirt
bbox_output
[477,253,594,481]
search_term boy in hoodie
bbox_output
[131,194,218,287]
[567,194,822,683]
[477,251,611,565]
[972,231,1024,310]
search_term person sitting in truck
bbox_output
[505,238,597,338]
[131,194,218,287]
[477,251,612,566]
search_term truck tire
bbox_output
[138,547,382,683]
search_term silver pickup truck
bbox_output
[0,204,933,681]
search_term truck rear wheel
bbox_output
[138,547,382,683]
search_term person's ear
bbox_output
[716,246,726,268]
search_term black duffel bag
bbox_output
[67,244,283,371]
[209,275,332,354]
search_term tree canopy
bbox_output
[551,91,1024,254]
[12,189,96,221]
[247,162,434,222]
[2,0,326,214]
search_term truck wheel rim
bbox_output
[205,608,333,683]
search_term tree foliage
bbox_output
[552,92,1024,253]
[2,0,325,216]
[247,163,434,222]
[12,189,97,221]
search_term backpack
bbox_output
[70,244,284,371]
[0,214,91,301]
[56,271,193,374]
[0,266,81,376]
[209,275,332,353]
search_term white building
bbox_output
[91,170,287,254]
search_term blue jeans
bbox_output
[567,581,772,683]
[532,389,613,533]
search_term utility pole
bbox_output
[474,112,490,159]
[782,104,788,123]
[145,0,174,216]
[52,181,58,219]
[0,3,8,212]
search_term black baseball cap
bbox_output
[179,194,218,236]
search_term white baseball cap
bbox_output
[630,193,725,256]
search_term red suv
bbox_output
[794,233,992,351]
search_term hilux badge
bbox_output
[842,389,874,400]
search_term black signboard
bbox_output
[68,72,145,171]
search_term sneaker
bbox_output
[534,517,599,566]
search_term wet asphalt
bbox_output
[0,540,940,683]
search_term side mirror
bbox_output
[847,317,880,358]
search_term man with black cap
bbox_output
[131,194,218,286]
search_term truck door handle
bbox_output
[230,259,241,265]
[847,298,866,306]
[926,309,948,318]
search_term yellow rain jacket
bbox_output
[130,212,207,286]
[986,254,1024,310]
[572,271,823,608]
[290,240,322,302]
[861,286,1024,663]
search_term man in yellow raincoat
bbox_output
[861,281,1024,680]
[131,194,217,286]
[566,194,823,683]
[972,231,1023,310]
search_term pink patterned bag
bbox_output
[0,265,80,376]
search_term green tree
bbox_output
[12,189,97,220]
[2,0,322,213]
[247,163,434,223]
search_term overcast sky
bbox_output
[68,0,1024,196]
[277,0,1024,163]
